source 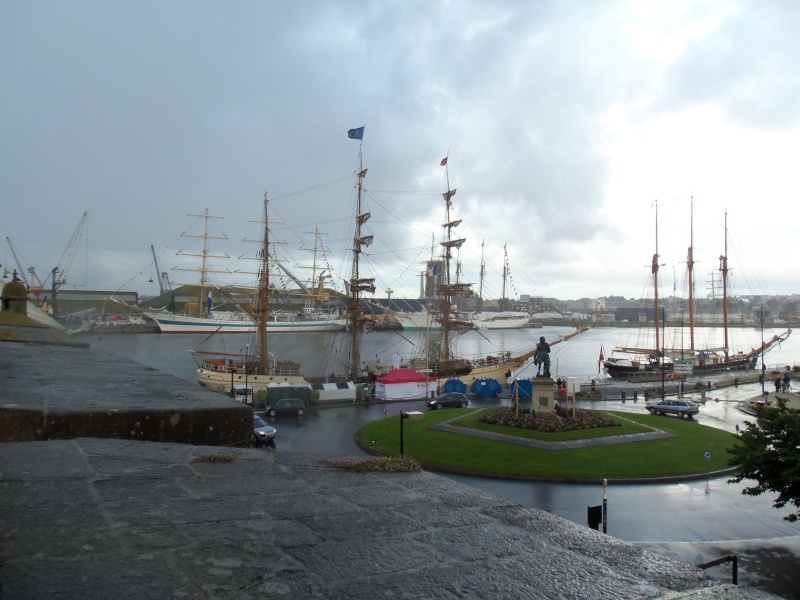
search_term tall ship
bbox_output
[193,196,315,394]
[365,156,587,386]
[144,210,346,334]
[390,243,537,332]
[474,244,540,330]
[603,201,790,378]
[194,126,375,399]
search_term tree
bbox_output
[728,398,800,522]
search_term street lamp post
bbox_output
[245,344,250,405]
[661,306,666,400]
[399,411,424,455]
[760,307,766,397]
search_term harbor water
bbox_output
[86,324,799,387]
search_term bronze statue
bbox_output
[534,336,551,377]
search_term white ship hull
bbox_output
[476,313,541,330]
[145,311,346,334]
[393,312,477,332]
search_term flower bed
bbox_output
[476,406,620,433]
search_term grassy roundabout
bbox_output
[356,408,738,481]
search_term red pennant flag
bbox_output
[440,156,448,166]
[598,345,605,371]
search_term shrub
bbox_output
[326,456,422,473]
[194,453,237,463]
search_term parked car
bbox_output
[426,392,469,410]
[264,397,307,417]
[253,415,277,446]
[646,399,699,418]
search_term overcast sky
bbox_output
[2,0,798,304]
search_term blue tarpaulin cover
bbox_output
[471,378,503,397]
[510,379,533,399]
[441,378,468,394]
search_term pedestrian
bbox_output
[775,377,781,393]
[590,379,596,392]
[783,373,790,392]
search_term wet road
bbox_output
[267,382,797,542]
[266,382,800,597]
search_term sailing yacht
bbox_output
[603,202,790,378]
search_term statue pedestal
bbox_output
[532,376,555,413]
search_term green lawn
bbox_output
[356,409,737,480]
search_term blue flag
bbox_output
[347,126,364,140]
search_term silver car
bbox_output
[646,399,700,419]
[253,415,277,445]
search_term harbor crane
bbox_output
[151,245,172,295]
[6,238,45,290]
[49,210,89,290]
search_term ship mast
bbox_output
[438,158,470,362]
[478,240,485,313]
[348,146,375,382]
[720,211,730,361]
[174,209,228,315]
[501,243,508,312]
[256,194,270,373]
[652,201,661,355]
[687,197,695,352]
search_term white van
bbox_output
[233,385,254,405]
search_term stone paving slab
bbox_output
[0,439,782,600]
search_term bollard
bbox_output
[707,381,712,390]
[587,505,602,530]
[621,390,626,401]
[644,389,649,400]
[633,390,638,400]
[734,378,739,388]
